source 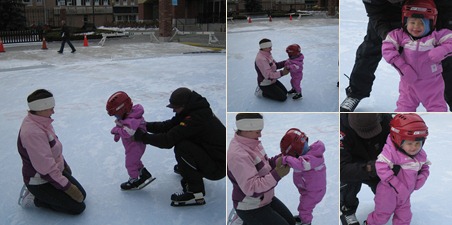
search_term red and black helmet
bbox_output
[106,91,133,118]
[286,44,301,58]
[402,0,437,29]
[280,128,308,157]
[390,113,428,148]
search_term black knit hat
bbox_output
[348,113,382,139]
[166,87,192,108]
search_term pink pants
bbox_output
[366,183,412,225]
[297,188,326,223]
[291,75,303,94]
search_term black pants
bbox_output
[340,179,379,216]
[27,172,86,215]
[174,140,225,194]
[260,80,288,102]
[236,197,296,225]
[59,39,76,52]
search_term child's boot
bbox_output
[288,89,297,94]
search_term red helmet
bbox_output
[286,44,301,58]
[402,0,437,29]
[280,128,308,156]
[390,113,428,148]
[106,91,133,118]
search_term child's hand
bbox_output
[392,57,418,84]
[113,134,120,142]
[111,127,121,142]
[414,173,428,190]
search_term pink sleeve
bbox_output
[256,54,282,80]
[382,29,402,65]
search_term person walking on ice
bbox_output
[284,44,305,100]
[107,91,155,190]
[280,128,327,225]
[364,113,430,225]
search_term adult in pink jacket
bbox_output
[254,38,290,102]
[281,128,326,225]
[365,114,430,225]
[17,89,86,214]
[382,0,452,112]
[227,113,295,225]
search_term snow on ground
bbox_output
[339,0,427,112]
[226,113,339,224]
[0,38,226,225]
[227,16,339,112]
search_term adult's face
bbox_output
[261,47,272,53]
[35,107,55,118]
[239,130,262,140]
[172,106,184,114]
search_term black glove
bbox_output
[366,160,377,178]
[133,129,145,142]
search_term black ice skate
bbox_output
[120,167,156,191]
[340,213,360,225]
[287,89,297,94]
[292,93,302,100]
[170,191,206,207]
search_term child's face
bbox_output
[406,17,425,37]
[239,130,262,140]
[401,140,423,156]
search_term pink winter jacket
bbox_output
[111,104,147,151]
[282,140,326,192]
[17,113,70,190]
[227,133,283,210]
[382,28,452,82]
[284,53,304,79]
[255,50,286,86]
[376,136,430,202]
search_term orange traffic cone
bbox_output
[41,37,48,50]
[269,16,272,22]
[83,34,89,47]
[289,14,293,21]
[248,16,252,23]
[0,38,5,53]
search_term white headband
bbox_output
[259,41,272,49]
[236,118,264,131]
[28,97,55,111]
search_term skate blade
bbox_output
[170,198,206,207]
[121,177,156,191]
[137,177,156,190]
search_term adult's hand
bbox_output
[275,157,290,178]
[281,68,289,76]
[65,183,84,203]
[133,128,145,142]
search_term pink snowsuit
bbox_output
[282,140,326,224]
[111,104,147,179]
[382,28,452,112]
[227,133,283,210]
[366,136,430,225]
[285,53,304,94]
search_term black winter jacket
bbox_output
[141,91,226,164]
[340,113,392,183]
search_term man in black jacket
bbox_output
[57,20,76,54]
[340,113,392,225]
[340,0,452,112]
[133,87,225,206]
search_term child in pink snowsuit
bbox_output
[107,91,153,190]
[280,128,326,225]
[365,113,430,225]
[285,44,304,100]
[382,0,452,112]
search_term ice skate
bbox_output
[170,191,205,206]
[120,167,156,190]
[18,185,35,208]
[340,213,360,225]
[254,86,263,97]
[227,208,243,225]
[292,93,302,100]
[287,89,297,94]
